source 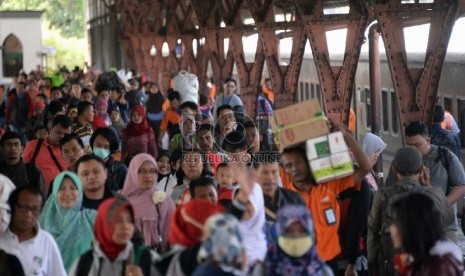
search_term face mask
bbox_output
[278,236,313,257]
[93,147,110,160]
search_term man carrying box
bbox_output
[280,122,372,275]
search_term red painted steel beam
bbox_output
[296,0,369,127]
[369,0,458,132]
[245,0,307,117]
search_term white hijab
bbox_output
[239,183,267,267]
[0,175,15,234]
[358,133,387,158]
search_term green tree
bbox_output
[42,20,85,71]
[0,0,84,38]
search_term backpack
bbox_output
[76,246,152,276]
[431,128,461,160]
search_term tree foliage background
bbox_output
[0,0,86,70]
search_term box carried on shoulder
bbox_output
[271,99,329,152]
[306,131,354,183]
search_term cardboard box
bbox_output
[305,131,354,183]
[271,99,329,152]
[305,136,330,160]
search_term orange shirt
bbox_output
[348,109,356,134]
[262,85,275,104]
[441,111,453,130]
[162,99,170,112]
[309,175,358,261]
[279,167,359,261]
[160,107,181,132]
[209,84,216,102]
[280,166,313,210]
[22,138,67,190]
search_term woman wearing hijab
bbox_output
[39,171,96,271]
[155,150,177,196]
[94,97,111,126]
[266,205,333,276]
[69,198,150,276]
[109,106,127,139]
[239,182,267,268]
[121,153,175,252]
[0,174,15,234]
[121,105,157,165]
[154,199,225,275]
[193,213,246,276]
[358,133,387,192]
[145,82,165,144]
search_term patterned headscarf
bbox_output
[197,214,245,275]
[266,205,328,276]
[0,175,15,234]
[39,171,96,271]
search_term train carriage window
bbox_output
[299,82,304,102]
[382,90,389,131]
[316,84,322,105]
[304,82,310,100]
[391,92,399,134]
[365,88,371,128]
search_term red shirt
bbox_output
[22,138,67,190]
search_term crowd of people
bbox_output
[0,67,463,276]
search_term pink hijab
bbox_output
[121,153,158,217]
[121,153,175,248]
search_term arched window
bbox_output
[2,34,23,77]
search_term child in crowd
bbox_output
[34,125,49,140]
[109,106,126,138]
[215,162,236,206]
[189,176,218,204]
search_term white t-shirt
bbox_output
[0,227,66,276]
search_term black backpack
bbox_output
[431,129,461,160]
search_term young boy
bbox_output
[215,162,236,206]
[34,125,49,140]
[189,176,218,204]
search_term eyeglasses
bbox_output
[138,169,158,175]
[16,203,41,216]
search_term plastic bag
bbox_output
[173,70,199,103]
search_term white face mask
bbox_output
[278,236,313,257]
[93,147,110,160]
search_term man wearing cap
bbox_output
[368,146,454,276]
[386,121,465,244]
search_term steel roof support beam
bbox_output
[296,0,369,127]
[369,0,458,132]
[246,0,307,117]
